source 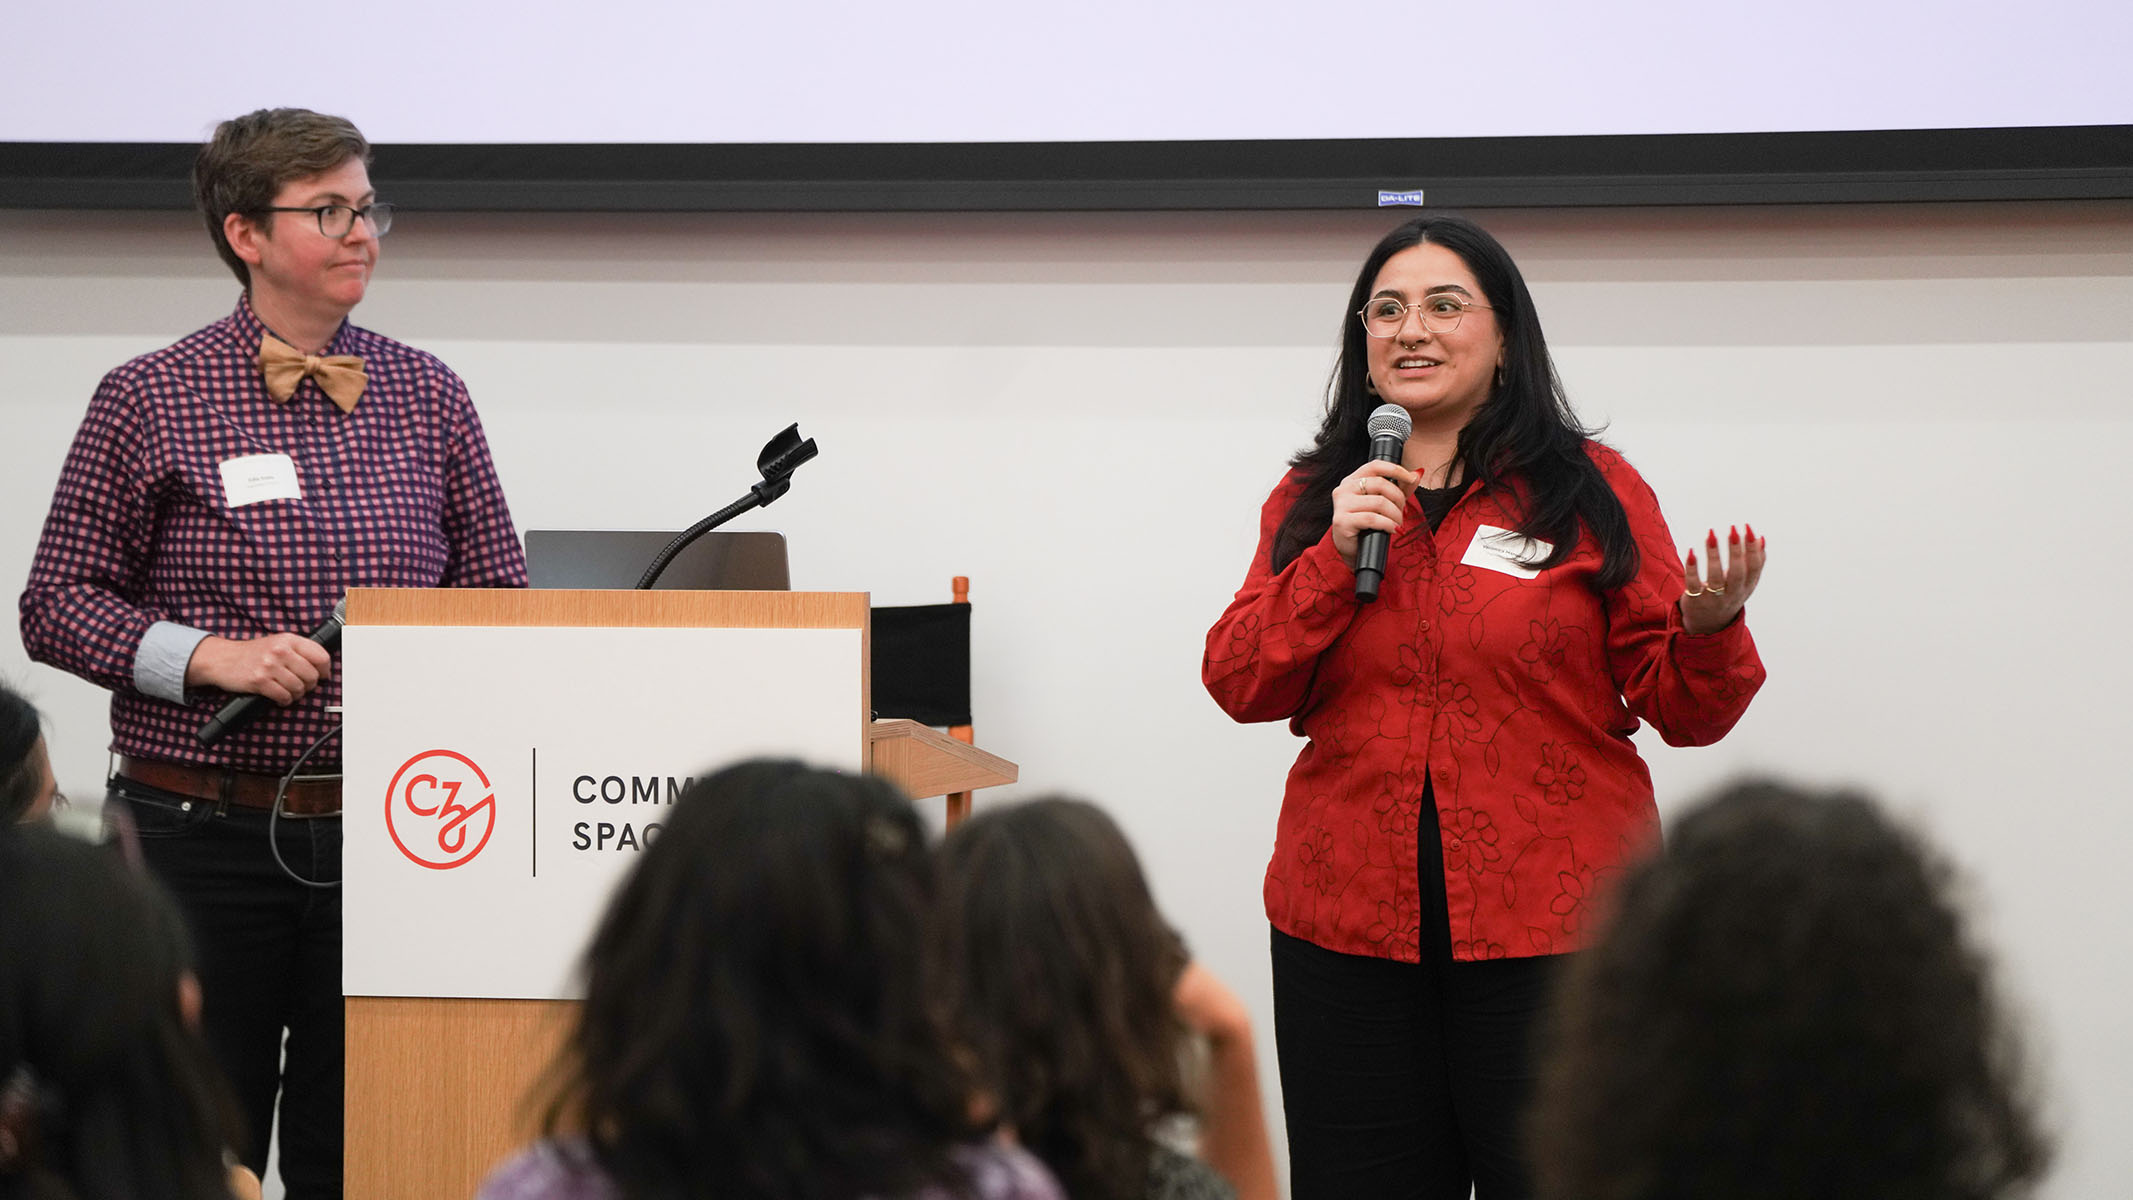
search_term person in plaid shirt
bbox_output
[19,107,526,1198]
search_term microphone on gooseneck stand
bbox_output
[1353,403,1413,604]
[636,423,819,590]
[196,599,346,747]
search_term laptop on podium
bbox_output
[522,530,790,591]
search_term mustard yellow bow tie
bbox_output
[258,333,367,413]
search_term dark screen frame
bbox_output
[5,126,2129,211]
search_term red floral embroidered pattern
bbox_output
[1205,443,1764,963]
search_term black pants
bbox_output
[1270,788,1563,1200]
[109,779,344,1199]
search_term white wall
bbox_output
[4,201,2129,1197]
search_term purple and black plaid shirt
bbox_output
[20,295,527,774]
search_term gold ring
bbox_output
[1707,584,1727,594]
[1683,587,1705,598]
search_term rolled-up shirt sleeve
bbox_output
[133,621,211,703]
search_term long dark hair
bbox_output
[540,760,979,1200]
[0,826,244,1200]
[1,681,46,824]
[932,798,1191,1200]
[1529,780,2050,1200]
[1271,214,1636,588]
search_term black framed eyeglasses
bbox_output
[254,203,395,239]
[1358,294,1493,337]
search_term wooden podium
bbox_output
[341,588,1015,1199]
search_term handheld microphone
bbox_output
[1354,403,1412,604]
[196,599,346,747]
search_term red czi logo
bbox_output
[385,750,498,870]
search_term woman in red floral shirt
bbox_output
[1202,215,1768,1200]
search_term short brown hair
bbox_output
[193,108,370,287]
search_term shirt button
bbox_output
[1420,619,1430,632]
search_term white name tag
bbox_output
[219,453,302,508]
[1460,524,1552,579]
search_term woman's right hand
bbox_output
[1330,463,1420,568]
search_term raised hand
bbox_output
[1681,525,1767,635]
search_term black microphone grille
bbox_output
[1367,403,1412,442]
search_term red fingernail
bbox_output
[1745,523,1756,542]
[1686,550,1697,567]
[1707,529,1718,544]
[1729,525,1739,542]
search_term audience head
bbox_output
[1530,779,2049,1200]
[546,759,974,1198]
[193,108,370,288]
[0,826,240,1200]
[0,682,56,824]
[933,797,1191,1200]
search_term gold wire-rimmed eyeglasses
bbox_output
[1358,294,1493,337]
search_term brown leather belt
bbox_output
[116,756,341,817]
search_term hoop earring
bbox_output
[1365,374,1379,396]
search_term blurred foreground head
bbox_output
[0,826,241,1200]
[547,759,974,1198]
[1530,779,2049,1200]
[0,681,57,824]
[934,797,1192,1200]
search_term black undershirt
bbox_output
[1415,477,1471,532]
[1414,474,1471,961]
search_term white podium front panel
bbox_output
[342,624,862,999]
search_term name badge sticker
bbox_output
[1460,524,1552,579]
[219,453,302,508]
